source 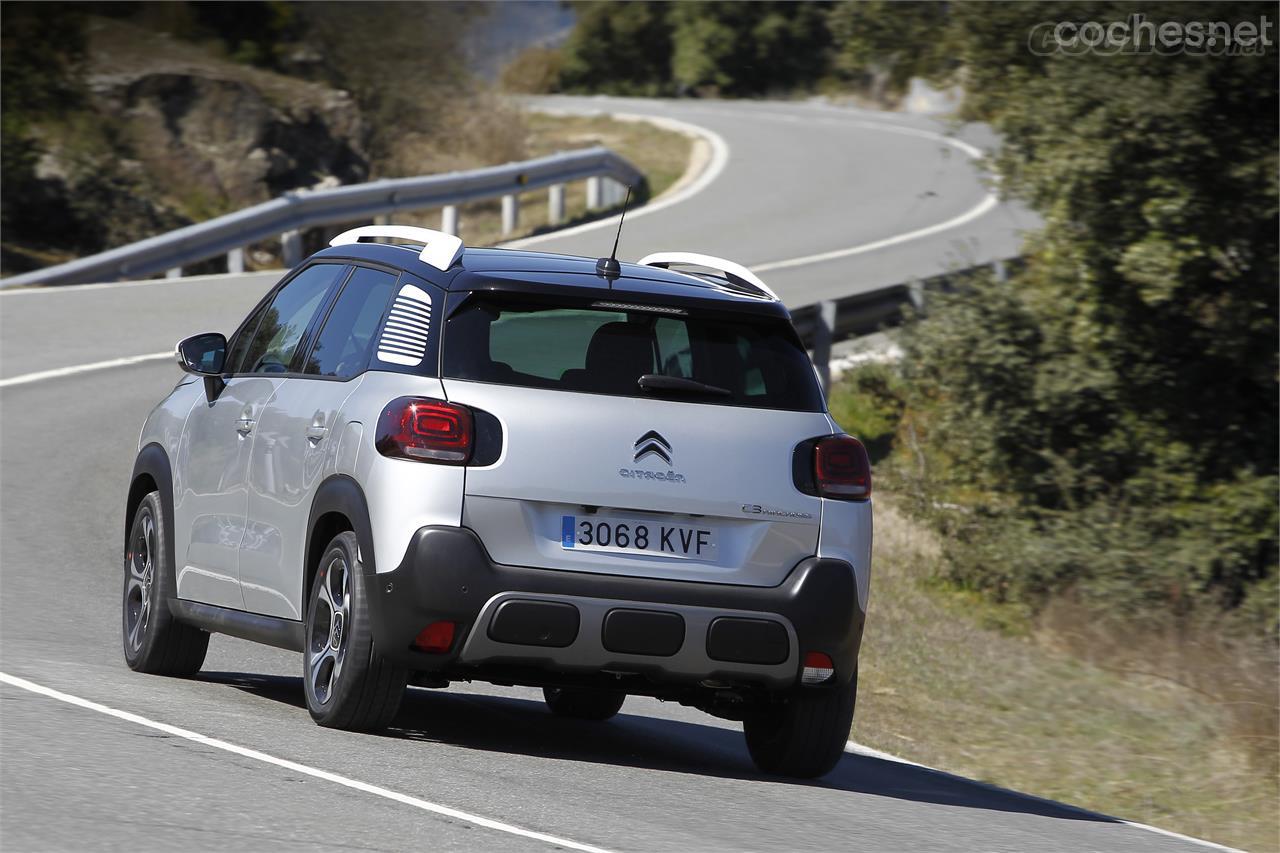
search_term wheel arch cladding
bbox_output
[127,443,174,584]
[305,475,377,609]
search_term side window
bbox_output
[225,299,271,375]
[303,266,399,379]
[236,264,343,374]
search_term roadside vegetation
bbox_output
[0,3,690,275]
[818,3,1276,849]
[858,500,1277,852]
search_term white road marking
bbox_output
[509,102,1004,279]
[501,110,731,249]
[754,192,999,273]
[843,740,1242,853]
[0,672,616,853]
[751,115,999,273]
[0,352,173,388]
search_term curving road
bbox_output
[0,98,1217,852]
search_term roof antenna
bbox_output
[595,184,632,279]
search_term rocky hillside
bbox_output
[4,16,369,273]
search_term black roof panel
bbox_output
[307,243,786,317]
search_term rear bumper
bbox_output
[367,525,864,692]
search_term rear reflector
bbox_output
[413,621,456,653]
[814,435,871,500]
[376,397,473,464]
[801,651,835,685]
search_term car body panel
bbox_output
[345,370,467,574]
[172,375,283,608]
[241,374,366,618]
[444,379,829,586]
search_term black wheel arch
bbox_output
[305,474,377,611]
[127,443,175,594]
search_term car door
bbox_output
[241,265,401,619]
[174,262,346,609]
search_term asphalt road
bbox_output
[0,97,1213,852]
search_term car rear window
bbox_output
[442,298,824,412]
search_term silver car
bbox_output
[123,225,873,778]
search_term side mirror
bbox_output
[176,333,227,375]
[175,333,228,401]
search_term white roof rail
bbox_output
[636,251,780,301]
[330,225,464,272]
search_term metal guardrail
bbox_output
[3,147,642,289]
[794,258,1019,394]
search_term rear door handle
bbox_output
[236,417,255,435]
[306,425,328,442]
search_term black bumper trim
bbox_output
[368,525,864,688]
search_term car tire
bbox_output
[304,531,407,731]
[122,491,209,676]
[743,673,857,779]
[542,686,626,721]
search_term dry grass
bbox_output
[858,498,1280,852]
[388,112,695,249]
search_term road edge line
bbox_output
[501,109,730,249]
[843,740,1242,852]
[752,114,1000,273]
[0,352,173,389]
[0,671,616,853]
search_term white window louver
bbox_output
[376,284,432,367]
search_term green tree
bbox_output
[558,2,673,96]
[557,1,831,96]
[879,1,1277,628]
[670,2,831,95]
[827,0,955,97]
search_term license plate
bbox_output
[561,515,718,558]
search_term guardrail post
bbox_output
[166,267,182,279]
[441,205,459,236]
[501,194,519,236]
[281,230,302,268]
[812,300,837,399]
[227,248,245,274]
[604,178,627,207]
[908,279,926,313]
[586,176,602,211]
[548,184,565,225]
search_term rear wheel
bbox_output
[542,686,626,721]
[122,491,209,676]
[304,531,407,731]
[743,674,857,778]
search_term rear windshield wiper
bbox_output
[637,374,732,397]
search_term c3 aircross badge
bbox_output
[619,430,687,483]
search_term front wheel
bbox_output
[743,674,857,778]
[303,531,407,731]
[122,491,209,676]
[543,687,625,720]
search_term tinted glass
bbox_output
[443,298,824,412]
[238,264,342,374]
[225,299,271,375]
[303,267,399,379]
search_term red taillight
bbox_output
[376,397,473,464]
[801,651,835,685]
[814,435,871,500]
[413,620,456,653]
